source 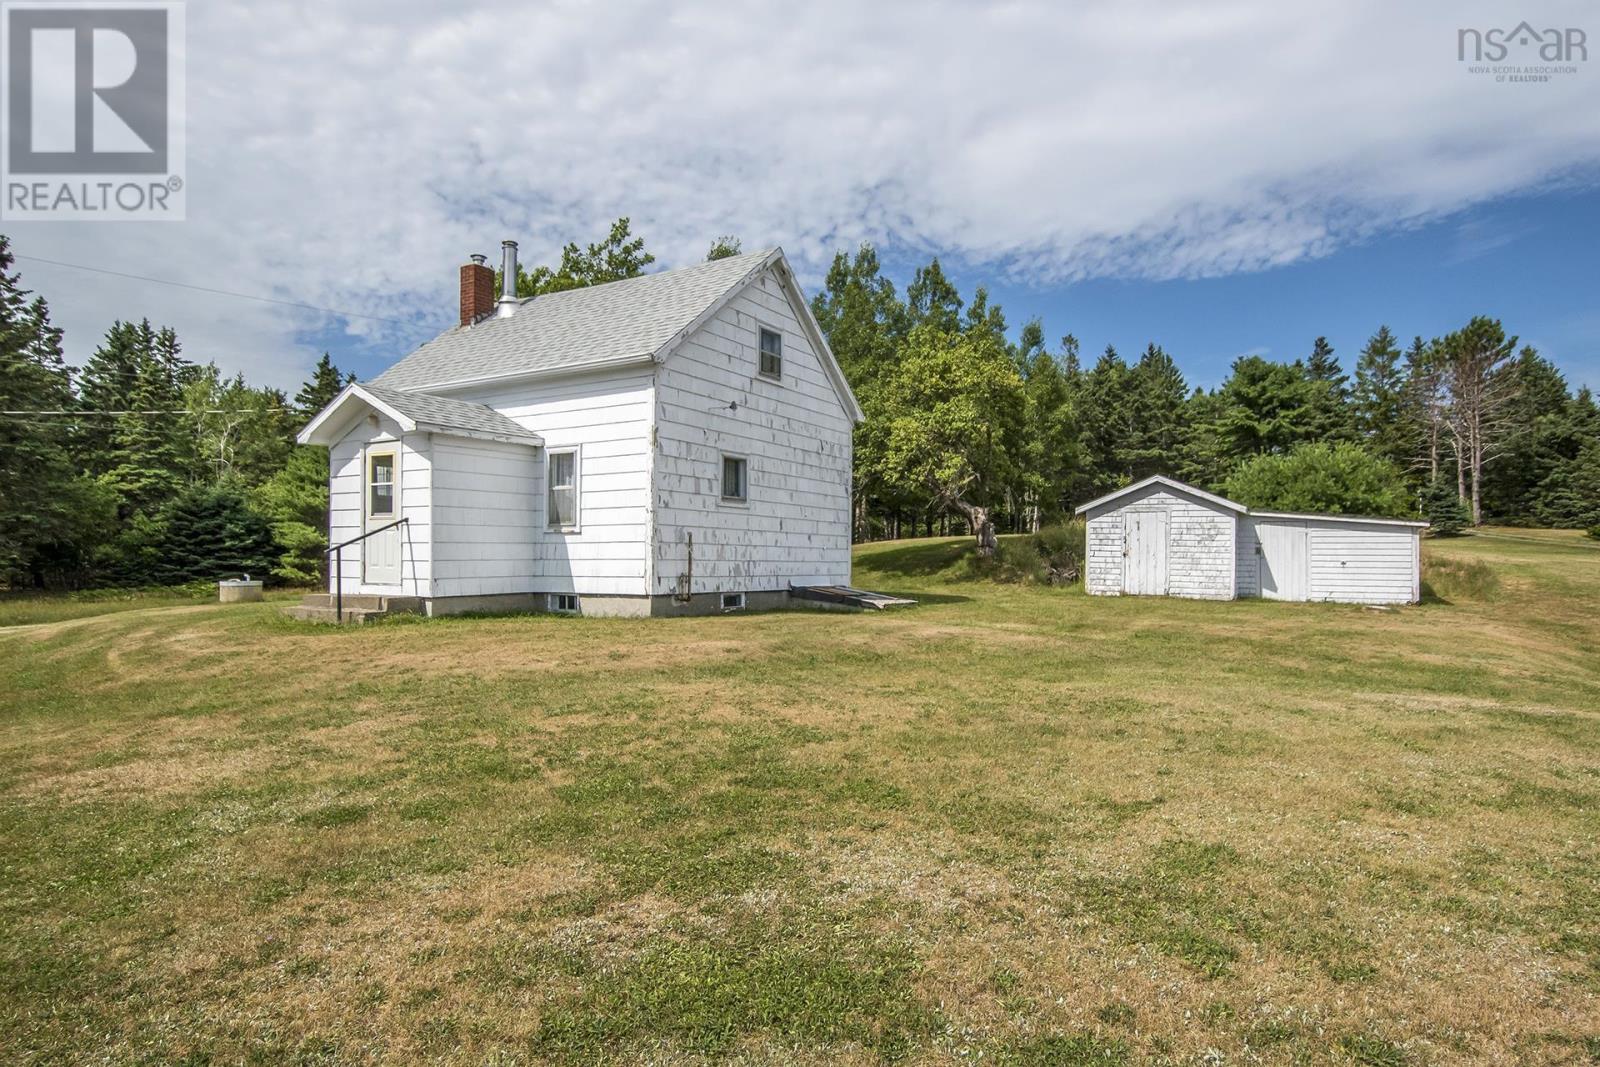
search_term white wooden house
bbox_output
[296,244,864,617]
[1076,475,1425,604]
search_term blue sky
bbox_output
[878,185,1600,394]
[309,184,1600,396]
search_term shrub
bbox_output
[1421,554,1499,602]
[1420,477,1471,537]
[969,521,1083,585]
[1223,442,1415,518]
[1588,525,1600,542]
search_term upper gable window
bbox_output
[758,327,782,379]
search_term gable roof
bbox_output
[367,248,862,421]
[1074,475,1247,516]
[1073,474,1428,527]
[297,382,543,447]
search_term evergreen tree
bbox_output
[103,329,193,516]
[1016,322,1079,525]
[119,483,279,586]
[0,238,116,586]
[1215,355,1315,456]
[1353,326,1409,468]
[1123,343,1188,480]
[1077,345,1133,494]
[1303,336,1355,442]
[1420,476,1471,536]
[293,352,352,420]
[253,446,329,583]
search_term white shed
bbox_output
[1075,475,1426,605]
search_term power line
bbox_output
[14,254,434,329]
[1,408,291,416]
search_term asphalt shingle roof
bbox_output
[372,249,776,392]
[358,382,541,442]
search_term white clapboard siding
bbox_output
[1082,484,1236,599]
[652,266,854,594]
[448,368,655,597]
[1234,516,1260,597]
[429,437,539,598]
[329,416,433,597]
[1307,521,1420,604]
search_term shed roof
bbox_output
[296,382,543,447]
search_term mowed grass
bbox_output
[1,530,1598,1065]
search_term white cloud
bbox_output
[11,0,1600,388]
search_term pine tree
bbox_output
[1353,326,1410,469]
[1420,476,1471,536]
[1304,336,1355,442]
[293,352,352,420]
[1215,355,1315,456]
[1123,343,1188,480]
[1480,348,1573,522]
[0,237,115,585]
[103,332,192,516]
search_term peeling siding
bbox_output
[1082,485,1236,599]
[651,266,854,595]
[1085,513,1124,595]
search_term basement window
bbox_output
[758,327,782,379]
[548,593,578,614]
[721,592,746,611]
[721,454,748,503]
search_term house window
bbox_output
[368,451,395,518]
[721,454,747,503]
[549,593,578,614]
[548,449,578,530]
[758,327,782,379]
[721,592,746,611]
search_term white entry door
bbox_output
[363,447,402,586]
[1257,520,1308,600]
[1123,510,1169,595]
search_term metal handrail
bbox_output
[326,516,408,622]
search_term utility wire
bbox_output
[1,408,291,416]
[14,254,435,329]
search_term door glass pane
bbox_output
[370,483,394,516]
[368,453,395,516]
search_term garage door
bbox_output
[1257,520,1308,601]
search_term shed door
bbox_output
[1257,520,1308,601]
[1123,510,1169,596]
[363,447,402,586]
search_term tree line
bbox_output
[812,243,1600,548]
[3,225,1597,589]
[0,237,351,588]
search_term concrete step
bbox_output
[284,605,387,625]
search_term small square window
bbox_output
[758,327,782,378]
[721,592,746,611]
[721,455,747,503]
[548,593,578,614]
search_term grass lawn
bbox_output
[1,530,1597,1064]
[0,586,304,628]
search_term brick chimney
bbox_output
[459,253,494,326]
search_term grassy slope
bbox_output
[0,530,1597,1064]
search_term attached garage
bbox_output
[1077,475,1425,604]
